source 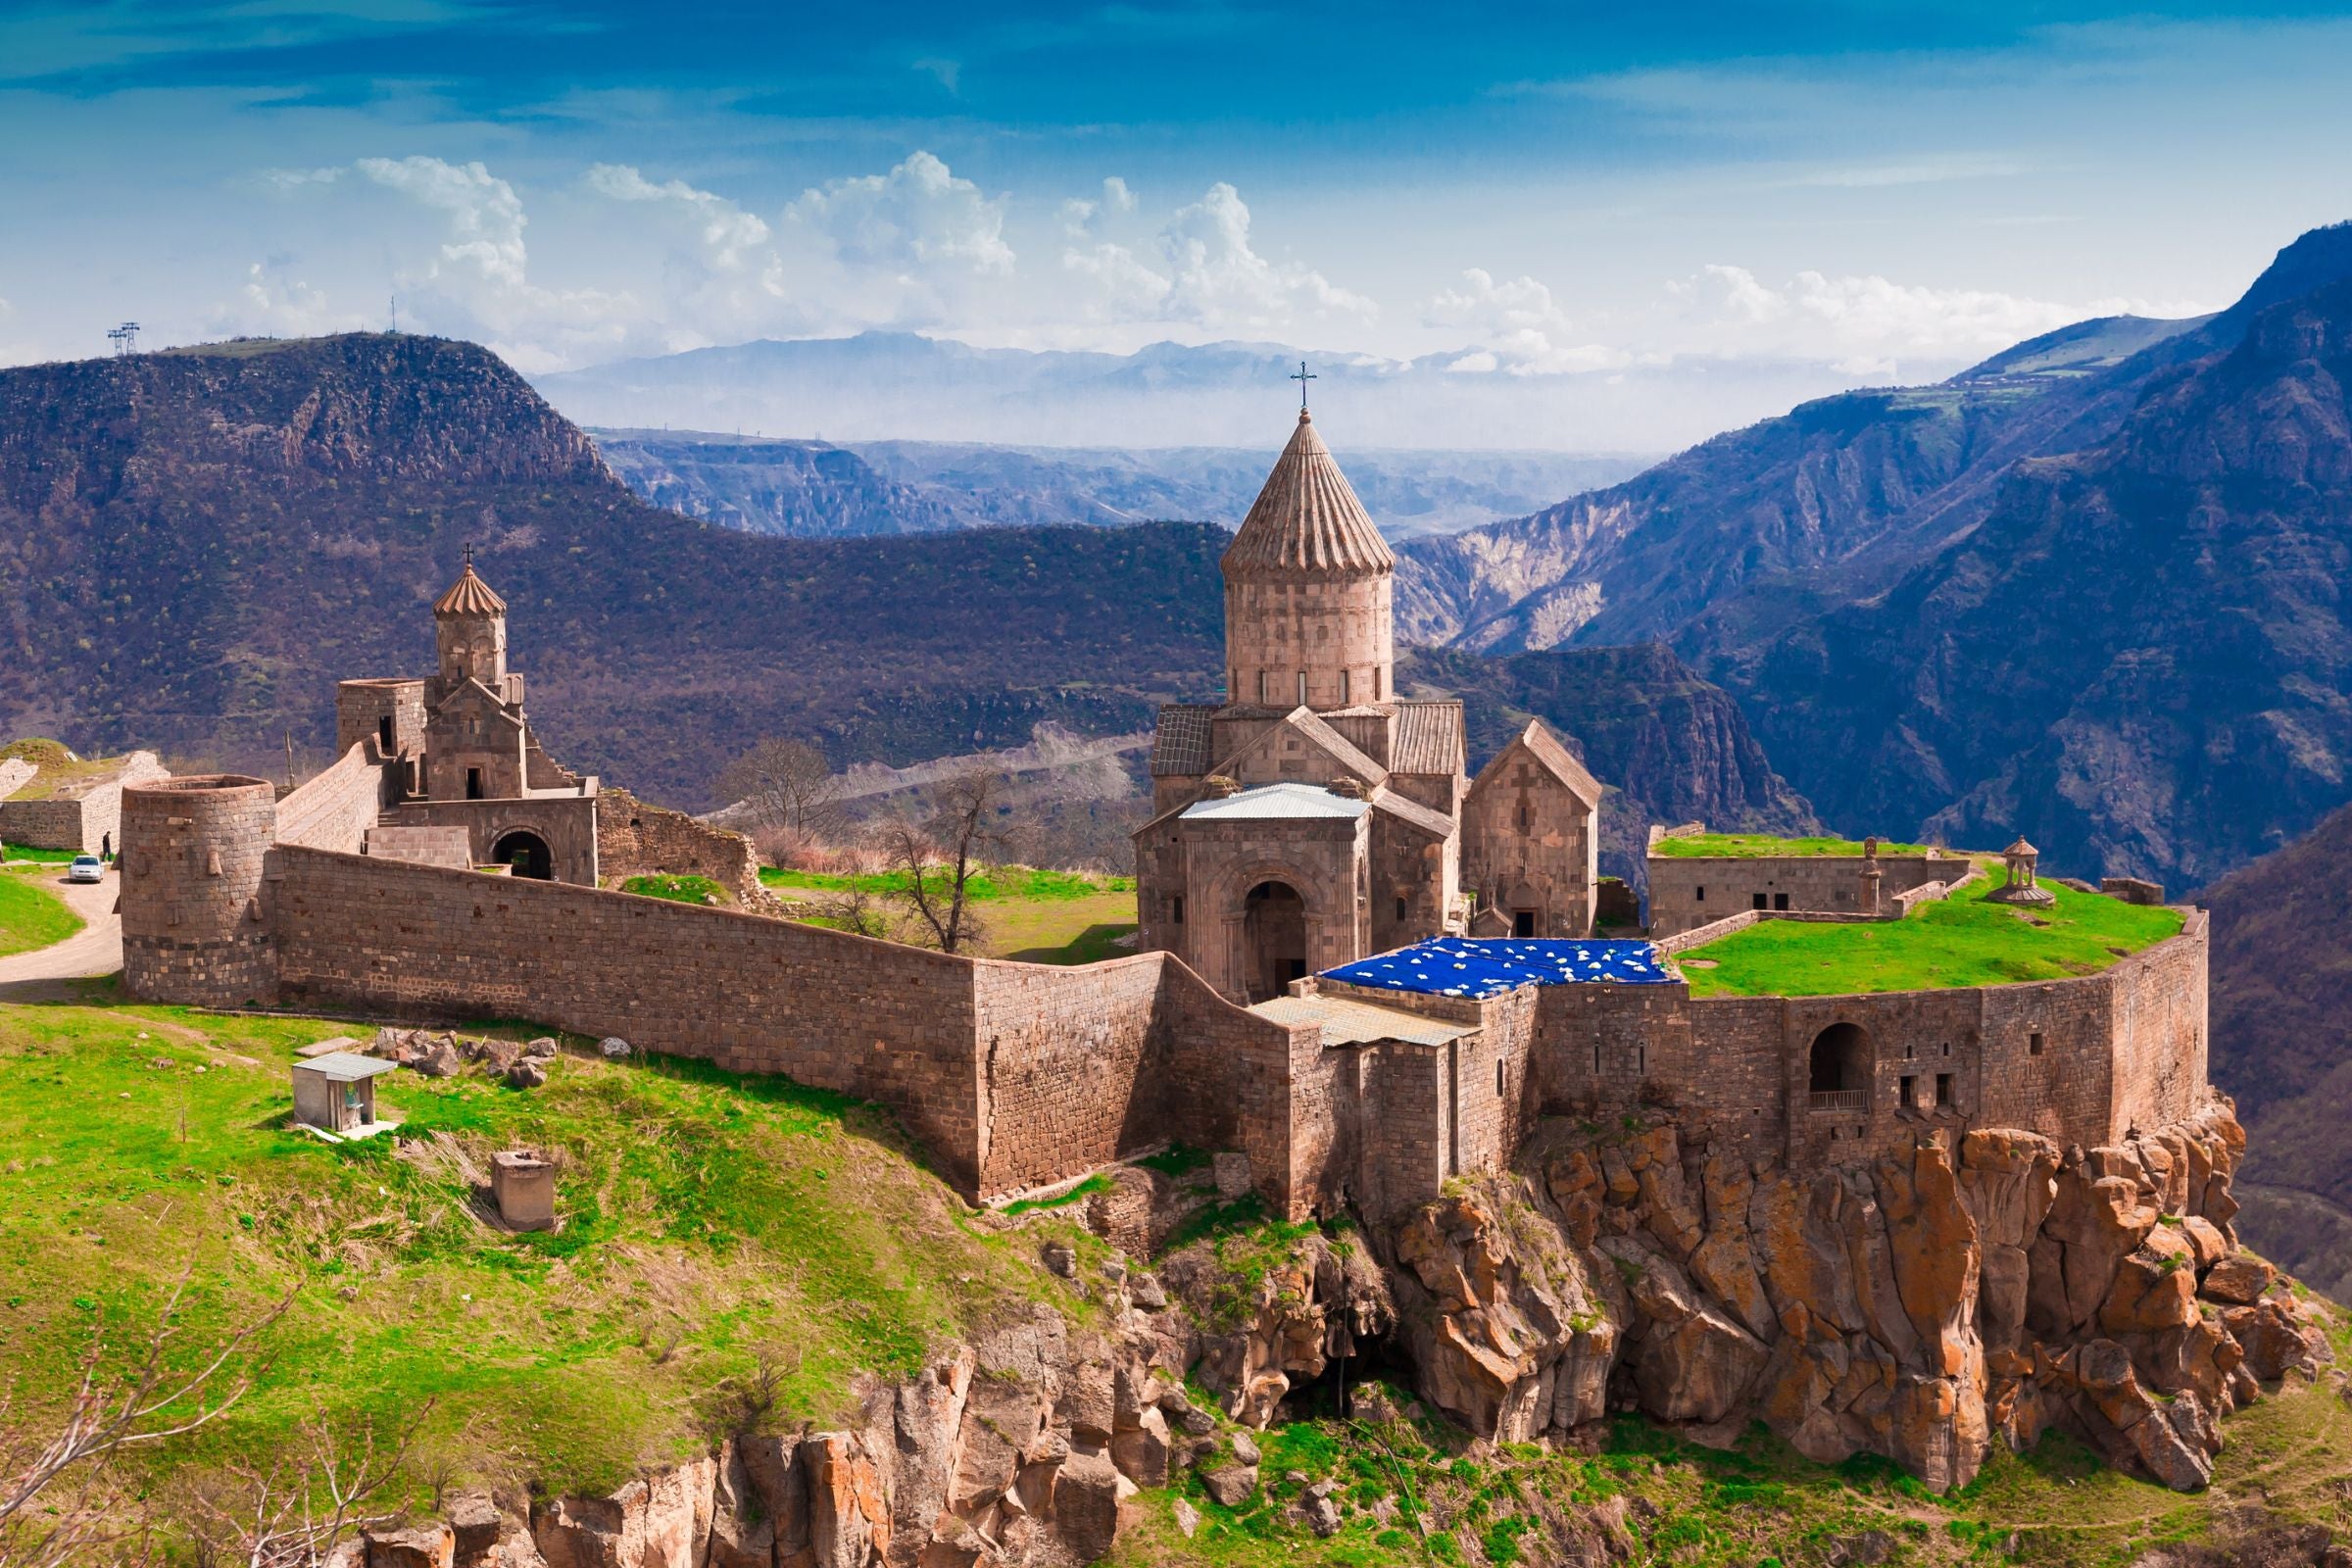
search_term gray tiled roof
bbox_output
[1149,704,1218,776]
[1392,700,1466,776]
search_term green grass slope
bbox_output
[1680,873,2183,998]
[0,996,1097,1505]
[0,867,83,956]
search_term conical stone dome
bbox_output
[1221,409,1396,713]
[1220,410,1396,577]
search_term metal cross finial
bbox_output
[464,541,473,569]
[1291,359,1316,411]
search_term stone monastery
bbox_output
[117,401,2212,1227]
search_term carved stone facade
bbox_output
[1135,409,1601,1001]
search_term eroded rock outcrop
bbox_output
[1388,1101,2331,1494]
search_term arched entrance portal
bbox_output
[1244,880,1307,1003]
[493,830,554,881]
[1808,1021,1871,1108]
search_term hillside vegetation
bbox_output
[0,995,1100,1509]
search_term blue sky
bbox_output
[3,1,2350,440]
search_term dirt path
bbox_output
[0,866,122,1002]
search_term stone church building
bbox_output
[1135,408,1599,1002]
[330,554,603,883]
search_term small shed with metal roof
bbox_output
[291,1052,400,1137]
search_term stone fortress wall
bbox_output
[121,744,2215,1236]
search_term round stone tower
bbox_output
[1221,408,1396,712]
[121,774,278,1006]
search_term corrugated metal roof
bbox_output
[1150,704,1217,776]
[1182,782,1371,821]
[294,1053,401,1081]
[1392,701,1466,776]
[1252,994,1471,1047]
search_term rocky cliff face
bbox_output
[360,1101,2333,1567]
[1388,1102,2327,1496]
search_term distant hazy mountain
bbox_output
[593,427,1651,542]
[529,331,1916,454]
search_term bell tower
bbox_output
[432,546,509,692]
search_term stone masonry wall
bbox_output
[0,751,168,853]
[267,846,992,1192]
[972,956,1169,1199]
[121,775,279,1007]
[275,742,396,854]
[1646,851,1962,936]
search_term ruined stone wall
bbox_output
[1646,852,1962,936]
[597,786,775,909]
[275,742,396,854]
[973,956,1170,1199]
[0,752,167,853]
[266,846,991,1192]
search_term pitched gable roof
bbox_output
[1149,704,1217,777]
[1391,700,1467,776]
[1216,706,1388,790]
[1371,787,1457,840]
[1471,719,1602,810]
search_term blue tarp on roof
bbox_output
[1321,937,1675,1000]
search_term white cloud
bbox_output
[1061,241,1172,315]
[213,259,362,339]
[1654,263,2204,372]
[1423,269,1631,375]
[585,164,770,269]
[788,151,1013,276]
[1156,182,1374,327]
[1102,176,1137,214]
[357,155,530,286]
[1059,197,1098,237]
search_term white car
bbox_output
[66,855,104,884]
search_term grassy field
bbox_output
[0,866,83,956]
[0,993,1106,1514]
[0,736,119,801]
[2,843,82,863]
[1652,832,1936,859]
[760,864,1140,964]
[620,872,732,906]
[1680,873,2184,997]
[1114,1344,2352,1568]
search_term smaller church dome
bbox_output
[1221,410,1396,577]
[433,559,507,616]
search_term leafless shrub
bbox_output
[180,1397,435,1568]
[718,739,843,843]
[880,770,1018,955]
[0,1274,292,1568]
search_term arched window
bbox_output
[1297,670,1308,707]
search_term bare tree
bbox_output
[183,1397,435,1568]
[808,844,905,942]
[717,739,842,845]
[0,1276,291,1568]
[881,770,1013,955]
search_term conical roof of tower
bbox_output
[433,561,507,615]
[1221,410,1396,576]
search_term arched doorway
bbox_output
[493,830,553,881]
[1244,880,1307,1003]
[1808,1022,1871,1108]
